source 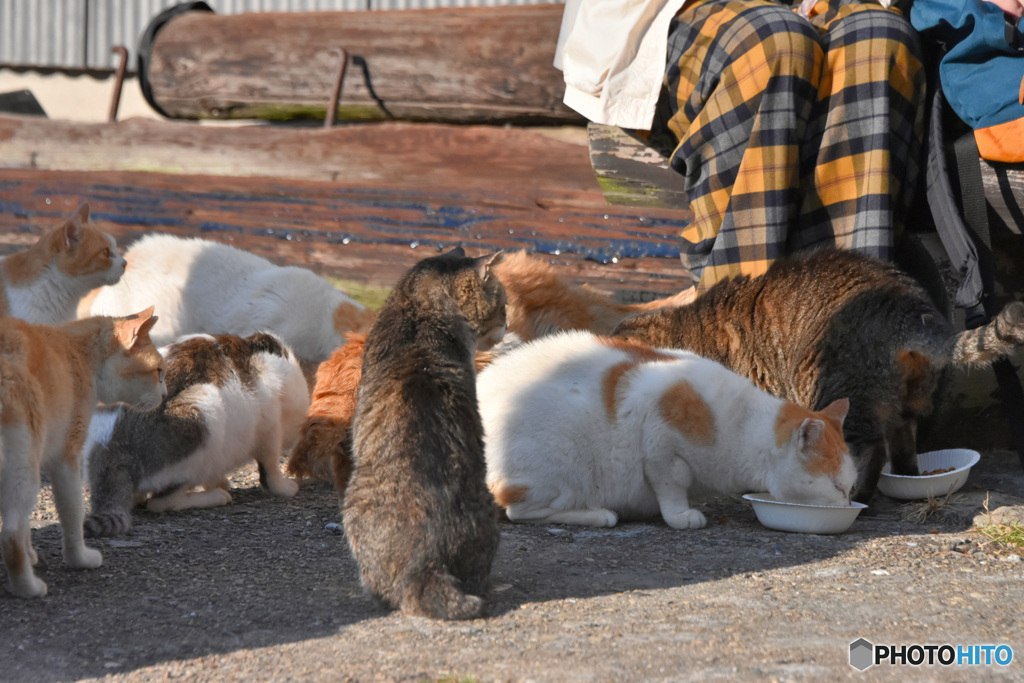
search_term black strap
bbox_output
[925,82,984,311]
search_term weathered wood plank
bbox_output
[586,123,690,211]
[142,4,583,125]
[985,160,1024,235]
[0,168,695,294]
[587,122,1024,235]
[0,115,596,191]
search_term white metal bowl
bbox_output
[877,448,981,500]
[742,493,867,534]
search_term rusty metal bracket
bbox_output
[325,47,349,129]
[108,46,129,122]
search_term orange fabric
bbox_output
[975,117,1024,163]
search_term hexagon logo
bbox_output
[850,638,875,671]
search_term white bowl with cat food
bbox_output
[742,494,867,534]
[877,448,981,500]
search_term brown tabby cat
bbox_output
[342,247,505,620]
[0,203,126,324]
[286,330,513,493]
[287,250,692,488]
[612,248,1024,502]
[0,307,165,598]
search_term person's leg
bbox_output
[656,0,823,292]
[793,1,925,257]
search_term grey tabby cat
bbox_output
[613,247,1024,502]
[343,247,506,620]
[83,332,309,537]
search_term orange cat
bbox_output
[0,204,126,325]
[494,250,695,339]
[287,250,694,492]
[0,307,165,598]
[287,332,367,489]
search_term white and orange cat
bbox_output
[478,331,856,529]
[0,307,165,598]
[0,203,126,325]
[81,233,376,378]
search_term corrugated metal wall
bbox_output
[0,0,561,70]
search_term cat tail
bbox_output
[952,301,1024,366]
[286,416,350,486]
[400,564,486,621]
[83,509,133,538]
[625,286,698,312]
[82,440,137,538]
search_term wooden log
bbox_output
[140,3,584,125]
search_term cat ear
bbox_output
[447,246,467,258]
[475,251,504,280]
[818,398,849,427]
[74,202,91,223]
[115,306,159,349]
[797,417,825,453]
[60,203,90,251]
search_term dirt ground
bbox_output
[2,88,1024,680]
[2,444,1022,682]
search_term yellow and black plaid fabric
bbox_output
[653,0,926,292]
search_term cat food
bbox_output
[919,467,956,476]
[877,449,980,499]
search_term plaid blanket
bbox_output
[652,0,926,292]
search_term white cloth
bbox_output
[554,0,688,129]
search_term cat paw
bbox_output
[66,545,103,570]
[210,488,234,506]
[664,508,706,530]
[9,574,48,599]
[268,476,300,498]
[597,509,619,527]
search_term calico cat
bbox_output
[612,248,1024,502]
[0,203,126,324]
[287,250,690,488]
[342,247,505,620]
[82,233,376,379]
[478,331,855,528]
[0,308,164,598]
[83,332,310,537]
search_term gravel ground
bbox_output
[3,447,1024,682]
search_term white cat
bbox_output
[478,331,856,529]
[83,332,310,537]
[82,234,376,374]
